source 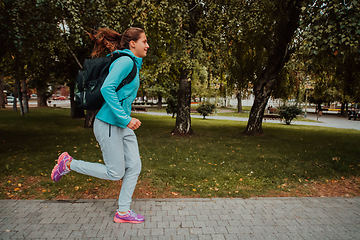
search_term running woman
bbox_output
[51,27,149,224]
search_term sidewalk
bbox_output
[146,111,360,131]
[1,197,359,239]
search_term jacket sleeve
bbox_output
[100,56,134,127]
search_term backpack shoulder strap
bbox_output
[114,53,137,92]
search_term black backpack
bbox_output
[75,52,137,110]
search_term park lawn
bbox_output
[0,107,359,200]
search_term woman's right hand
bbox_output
[127,118,141,130]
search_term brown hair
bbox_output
[88,27,144,58]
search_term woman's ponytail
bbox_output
[88,27,144,58]
[87,28,122,58]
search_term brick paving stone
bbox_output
[69,230,87,238]
[185,235,200,240]
[150,215,163,222]
[185,215,198,221]
[82,229,100,238]
[170,221,182,228]
[224,233,242,240]
[233,226,250,235]
[211,234,226,240]
[176,227,190,236]
[151,228,164,236]
[226,226,241,234]
[216,220,230,227]
[214,226,228,234]
[189,227,203,235]
[193,221,206,228]
[1,197,359,240]
[162,215,175,222]
[138,228,151,236]
[157,221,170,228]
[67,223,83,231]
[124,228,138,237]
[205,220,218,227]
[26,230,45,239]
[175,215,187,221]
[196,215,209,221]
[181,220,194,228]
[109,229,126,237]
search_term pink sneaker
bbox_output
[57,152,71,164]
[114,210,145,223]
[51,152,73,182]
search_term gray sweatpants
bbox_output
[70,118,142,212]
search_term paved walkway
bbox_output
[146,111,360,131]
[1,197,359,240]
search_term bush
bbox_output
[279,105,303,125]
[166,95,177,118]
[197,103,216,119]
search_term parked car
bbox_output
[57,96,66,100]
[7,96,14,104]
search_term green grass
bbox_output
[0,108,359,199]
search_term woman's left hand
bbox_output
[127,118,141,130]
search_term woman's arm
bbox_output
[100,56,134,127]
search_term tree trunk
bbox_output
[157,93,162,110]
[17,59,29,113]
[237,91,242,113]
[69,81,85,118]
[18,80,24,115]
[246,81,274,134]
[172,69,193,135]
[37,91,49,107]
[0,74,5,108]
[21,70,29,113]
[84,110,98,128]
[36,84,50,107]
[13,78,20,112]
[245,0,302,135]
[317,103,322,113]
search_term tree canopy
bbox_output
[1,0,359,135]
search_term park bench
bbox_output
[267,108,278,114]
[348,110,359,120]
[132,107,147,113]
[190,109,197,113]
[320,108,341,114]
[263,114,283,122]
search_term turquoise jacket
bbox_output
[96,49,142,128]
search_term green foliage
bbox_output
[299,0,360,102]
[196,103,215,119]
[300,0,360,57]
[279,105,303,125]
[0,0,63,99]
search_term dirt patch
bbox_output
[1,176,359,200]
[259,177,360,198]
[56,179,195,200]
